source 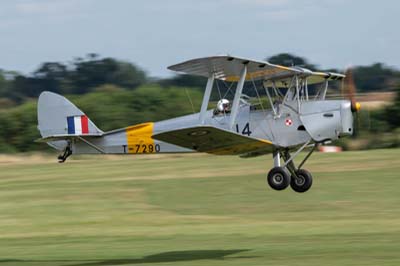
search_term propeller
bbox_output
[343,68,361,113]
[342,68,371,135]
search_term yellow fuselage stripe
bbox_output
[125,122,155,154]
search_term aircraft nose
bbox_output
[340,101,354,136]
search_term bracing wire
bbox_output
[184,87,196,114]
[222,80,235,99]
[215,79,222,100]
[250,76,266,115]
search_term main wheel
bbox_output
[267,167,290,190]
[290,169,313,193]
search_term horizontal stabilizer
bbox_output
[35,133,103,143]
[152,126,273,155]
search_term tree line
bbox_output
[1,53,399,104]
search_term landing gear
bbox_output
[290,169,313,193]
[267,167,290,190]
[58,144,72,163]
[267,144,317,193]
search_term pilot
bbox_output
[273,99,282,114]
[214,99,231,115]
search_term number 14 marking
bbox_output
[235,122,252,136]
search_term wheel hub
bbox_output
[295,175,305,186]
[273,174,284,185]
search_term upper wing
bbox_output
[301,70,345,84]
[152,126,274,155]
[168,55,299,82]
[168,55,345,86]
[263,70,345,88]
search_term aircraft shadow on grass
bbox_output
[0,249,253,266]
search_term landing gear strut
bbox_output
[267,144,317,193]
[58,143,72,163]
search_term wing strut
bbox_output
[199,74,215,124]
[229,65,247,129]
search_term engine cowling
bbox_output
[299,100,354,142]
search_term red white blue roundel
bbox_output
[285,118,293,126]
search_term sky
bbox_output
[0,0,399,77]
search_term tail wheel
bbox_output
[267,167,290,191]
[290,169,313,193]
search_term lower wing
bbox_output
[152,126,274,156]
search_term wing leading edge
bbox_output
[152,126,274,155]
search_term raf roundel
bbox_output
[285,118,293,126]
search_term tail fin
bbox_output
[37,91,103,139]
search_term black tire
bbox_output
[267,167,290,191]
[290,169,313,193]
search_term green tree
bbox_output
[0,54,148,101]
[0,101,41,152]
[110,61,147,89]
[353,63,399,92]
[8,75,38,102]
[267,53,317,70]
[159,74,207,89]
[384,85,400,129]
[67,55,147,94]
[0,70,8,99]
[33,62,68,94]
[0,84,203,152]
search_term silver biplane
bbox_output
[37,56,360,193]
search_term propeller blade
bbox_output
[343,68,361,112]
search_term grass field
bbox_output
[0,149,400,266]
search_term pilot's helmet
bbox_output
[217,99,230,112]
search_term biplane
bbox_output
[37,55,360,193]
